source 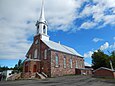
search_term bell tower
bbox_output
[35,0,49,41]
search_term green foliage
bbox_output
[0,59,23,73]
[13,59,23,73]
[109,51,115,69]
[0,66,9,72]
[92,50,115,70]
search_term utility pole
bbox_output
[110,60,114,71]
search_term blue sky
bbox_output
[0,0,115,67]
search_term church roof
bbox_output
[93,67,115,72]
[42,40,83,57]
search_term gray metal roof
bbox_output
[42,40,83,57]
[93,67,115,72]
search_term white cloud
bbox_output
[84,62,91,67]
[109,42,115,49]
[93,38,104,43]
[100,42,109,51]
[0,0,114,59]
[80,21,96,29]
[84,51,94,58]
[80,5,93,17]
[79,0,115,29]
[84,42,115,58]
[0,0,84,59]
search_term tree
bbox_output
[92,50,115,70]
[109,51,115,69]
[0,66,9,72]
[92,50,109,69]
[14,64,18,70]
[0,59,24,73]
[13,59,23,73]
[18,59,23,72]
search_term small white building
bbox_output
[2,70,13,81]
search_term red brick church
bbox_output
[23,0,85,78]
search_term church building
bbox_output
[23,0,85,78]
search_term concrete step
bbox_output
[7,73,21,80]
[36,73,46,79]
[41,72,48,77]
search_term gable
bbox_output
[26,43,34,57]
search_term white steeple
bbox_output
[39,0,45,22]
[36,0,49,41]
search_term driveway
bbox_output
[0,75,115,86]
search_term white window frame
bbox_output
[63,56,66,68]
[55,55,59,67]
[29,54,31,59]
[35,40,38,44]
[70,58,73,68]
[34,49,38,59]
[81,61,83,68]
[44,49,47,59]
[76,60,78,68]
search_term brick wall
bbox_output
[75,69,93,75]
[23,61,40,78]
[94,68,115,78]
[40,41,51,77]
[113,72,115,78]
[23,35,51,78]
[50,51,84,77]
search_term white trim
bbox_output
[44,49,47,59]
[63,57,66,68]
[25,58,41,62]
[76,60,78,68]
[55,55,59,67]
[93,67,114,72]
[70,58,73,68]
[34,49,38,58]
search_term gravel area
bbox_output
[0,75,115,86]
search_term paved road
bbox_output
[0,75,115,86]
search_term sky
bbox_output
[0,0,115,67]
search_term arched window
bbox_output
[25,62,28,72]
[44,49,47,59]
[34,49,37,59]
[76,60,78,68]
[29,54,31,59]
[37,25,39,29]
[33,65,37,72]
[55,54,59,67]
[70,58,72,68]
[63,56,66,68]
[35,40,38,44]
[80,61,83,68]
[43,25,46,34]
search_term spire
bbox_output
[35,0,49,41]
[39,0,45,22]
